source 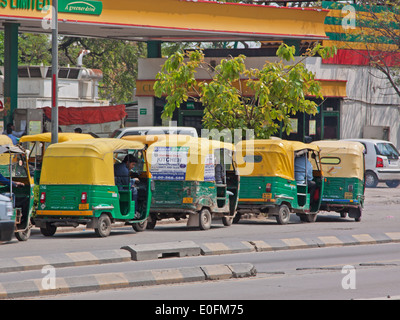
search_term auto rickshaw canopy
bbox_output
[40,138,146,185]
[147,136,235,182]
[236,139,320,180]
[311,140,365,180]
[19,132,95,143]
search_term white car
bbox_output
[110,126,198,139]
[345,138,400,188]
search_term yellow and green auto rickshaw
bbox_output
[19,132,95,184]
[35,138,152,237]
[0,136,34,241]
[311,140,365,222]
[146,135,240,230]
[235,139,324,224]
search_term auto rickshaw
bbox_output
[235,139,324,224]
[311,140,365,222]
[35,138,152,237]
[19,132,95,184]
[0,136,34,241]
[146,136,240,230]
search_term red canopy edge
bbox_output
[41,105,128,126]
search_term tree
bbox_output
[154,43,336,138]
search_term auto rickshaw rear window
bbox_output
[243,155,263,163]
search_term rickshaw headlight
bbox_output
[40,192,46,204]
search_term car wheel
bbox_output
[386,180,400,188]
[365,171,378,188]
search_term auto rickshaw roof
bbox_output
[40,138,146,185]
[311,140,365,179]
[0,135,14,146]
[235,139,320,179]
[19,132,95,143]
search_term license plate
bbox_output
[79,203,89,210]
[182,197,193,204]
[262,193,272,200]
[344,192,353,199]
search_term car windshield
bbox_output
[376,143,400,159]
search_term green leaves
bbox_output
[154,43,335,138]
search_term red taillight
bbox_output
[81,192,87,204]
[40,192,46,204]
[266,183,272,193]
[376,157,384,168]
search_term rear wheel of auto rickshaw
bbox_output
[222,215,233,226]
[199,208,212,230]
[95,214,112,237]
[40,223,57,237]
[349,207,362,222]
[276,204,290,225]
[132,219,148,232]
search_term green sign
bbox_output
[58,0,103,15]
[140,108,147,115]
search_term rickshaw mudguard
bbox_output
[0,220,15,241]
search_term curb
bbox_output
[0,263,256,299]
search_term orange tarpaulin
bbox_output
[42,105,127,125]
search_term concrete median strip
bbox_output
[0,263,256,299]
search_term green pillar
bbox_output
[3,23,19,127]
[147,41,162,58]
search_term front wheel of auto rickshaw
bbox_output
[199,208,212,230]
[94,214,112,237]
[233,213,241,224]
[146,213,157,230]
[276,204,290,225]
[132,219,148,232]
[15,226,31,241]
[222,215,233,226]
[40,223,57,237]
[299,213,317,223]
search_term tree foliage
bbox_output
[154,43,336,138]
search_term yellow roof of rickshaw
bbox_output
[0,135,14,146]
[311,140,365,179]
[147,136,235,182]
[19,132,95,143]
[40,138,146,185]
[121,134,170,145]
[235,139,319,179]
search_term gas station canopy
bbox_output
[0,0,328,42]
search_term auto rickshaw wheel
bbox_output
[199,208,212,230]
[222,215,233,226]
[132,219,148,232]
[40,223,57,237]
[146,213,157,230]
[233,213,241,224]
[15,225,31,241]
[276,204,290,225]
[95,214,112,237]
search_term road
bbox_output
[1,185,400,300]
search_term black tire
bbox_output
[365,171,378,188]
[40,223,57,237]
[94,214,112,237]
[276,204,290,225]
[15,226,31,241]
[299,213,317,223]
[222,215,233,226]
[386,180,400,188]
[349,207,362,222]
[146,213,157,230]
[199,208,212,230]
[132,219,148,232]
[233,212,241,224]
